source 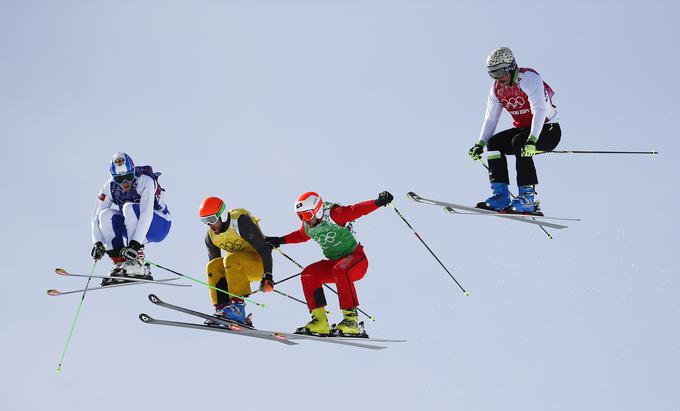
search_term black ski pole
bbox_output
[537,150,658,155]
[273,289,307,305]
[389,203,470,296]
[274,249,376,321]
[250,272,302,296]
[274,271,302,286]
[477,159,553,240]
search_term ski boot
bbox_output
[101,257,126,286]
[103,259,153,286]
[295,307,330,336]
[476,182,511,211]
[506,185,543,215]
[331,308,367,338]
[213,299,252,327]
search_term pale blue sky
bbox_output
[1,1,678,410]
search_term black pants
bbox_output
[487,123,561,186]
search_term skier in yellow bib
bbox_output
[198,196,274,326]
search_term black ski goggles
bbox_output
[487,61,517,80]
[113,172,135,185]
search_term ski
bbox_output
[138,314,299,345]
[55,268,188,286]
[147,293,256,330]
[48,281,145,296]
[407,191,571,229]
[146,294,390,349]
[48,277,189,296]
[328,323,406,343]
[272,331,387,349]
[443,207,580,222]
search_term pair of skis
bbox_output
[140,294,405,350]
[48,268,191,296]
[406,192,580,230]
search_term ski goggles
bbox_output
[488,67,512,79]
[296,210,316,221]
[487,61,517,79]
[113,171,135,185]
[200,214,221,225]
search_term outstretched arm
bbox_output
[281,226,311,244]
[330,191,393,225]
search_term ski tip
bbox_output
[406,191,417,200]
[47,289,61,296]
[55,268,67,275]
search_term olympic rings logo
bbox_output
[502,96,526,110]
[219,239,246,252]
[313,231,337,245]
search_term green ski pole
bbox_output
[145,259,267,309]
[56,261,97,372]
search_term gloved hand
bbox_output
[265,236,283,249]
[468,142,485,161]
[91,241,106,260]
[521,135,538,157]
[375,191,394,207]
[259,272,274,292]
[121,240,144,261]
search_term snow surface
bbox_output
[2,1,678,410]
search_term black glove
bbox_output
[91,241,106,261]
[265,236,284,249]
[259,272,274,293]
[121,240,144,261]
[468,142,485,161]
[375,191,394,207]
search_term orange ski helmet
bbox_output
[199,196,227,225]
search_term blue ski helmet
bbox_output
[110,152,135,185]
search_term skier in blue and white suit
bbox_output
[90,152,171,284]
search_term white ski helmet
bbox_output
[486,47,517,79]
[295,192,324,221]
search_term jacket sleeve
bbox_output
[130,175,157,244]
[205,231,222,261]
[328,200,380,226]
[282,225,311,244]
[478,83,503,144]
[520,71,550,140]
[237,215,273,274]
[91,181,114,244]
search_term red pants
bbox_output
[301,244,368,310]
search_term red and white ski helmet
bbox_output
[294,192,324,221]
[486,47,517,79]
